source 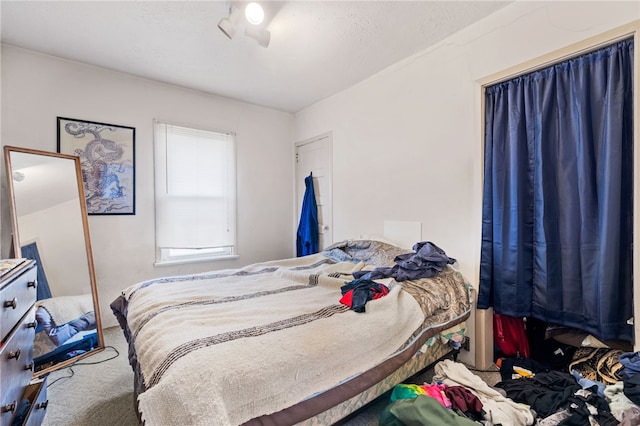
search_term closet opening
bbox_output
[475,21,639,372]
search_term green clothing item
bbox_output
[380,395,480,426]
[389,384,426,401]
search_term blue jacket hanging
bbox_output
[296,173,319,257]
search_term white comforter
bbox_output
[120,251,470,425]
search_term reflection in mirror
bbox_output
[4,146,104,378]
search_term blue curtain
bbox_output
[296,173,319,257]
[477,38,634,342]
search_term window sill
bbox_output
[154,254,239,267]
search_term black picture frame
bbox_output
[57,116,136,215]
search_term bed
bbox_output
[110,239,472,425]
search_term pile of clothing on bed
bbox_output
[336,241,456,313]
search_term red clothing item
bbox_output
[339,290,354,307]
[493,313,530,358]
[339,281,389,312]
[444,385,484,414]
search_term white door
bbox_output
[295,132,333,250]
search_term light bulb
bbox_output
[245,2,264,25]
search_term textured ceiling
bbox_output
[1,1,511,113]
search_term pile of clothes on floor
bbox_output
[381,353,640,426]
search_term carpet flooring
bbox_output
[41,326,500,425]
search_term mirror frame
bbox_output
[4,145,104,378]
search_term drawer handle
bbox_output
[7,349,21,360]
[1,401,16,413]
[24,362,34,372]
[36,400,49,410]
[26,321,37,329]
[3,298,17,309]
[27,281,36,288]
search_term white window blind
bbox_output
[154,121,236,263]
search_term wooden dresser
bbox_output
[0,259,48,426]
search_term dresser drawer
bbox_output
[0,264,37,343]
[0,377,47,426]
[20,378,48,426]
[0,308,36,426]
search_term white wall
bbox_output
[1,45,295,327]
[293,1,640,365]
[18,199,91,298]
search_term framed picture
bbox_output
[57,117,136,215]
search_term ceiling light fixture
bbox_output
[217,6,242,39]
[12,171,25,182]
[245,2,264,25]
[217,2,270,48]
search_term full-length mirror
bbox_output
[4,146,104,378]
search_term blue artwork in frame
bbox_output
[57,117,136,215]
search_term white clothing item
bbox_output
[433,359,535,426]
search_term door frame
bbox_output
[294,132,333,257]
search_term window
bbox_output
[154,121,236,264]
